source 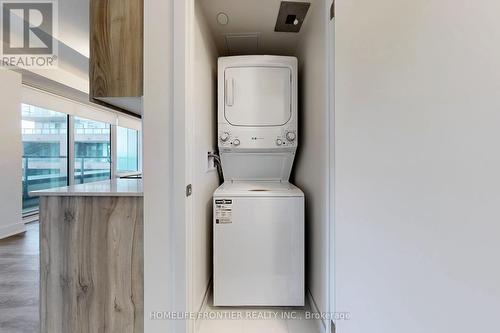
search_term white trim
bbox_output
[68,115,76,186]
[138,130,143,174]
[307,288,327,333]
[143,0,175,331]
[0,222,26,240]
[185,0,198,333]
[184,1,196,333]
[111,124,118,179]
[326,0,336,333]
[171,1,191,333]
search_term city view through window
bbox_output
[21,104,141,213]
[117,126,139,173]
[74,117,111,184]
[21,104,68,212]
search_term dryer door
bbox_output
[224,66,291,126]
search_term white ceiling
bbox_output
[198,0,314,56]
[31,0,317,92]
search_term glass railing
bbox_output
[22,156,111,213]
[74,157,111,184]
[74,128,111,135]
[22,156,68,213]
[22,128,67,135]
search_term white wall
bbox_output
[143,0,175,332]
[293,0,329,319]
[0,70,25,239]
[190,2,220,314]
[335,0,500,332]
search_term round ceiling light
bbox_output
[217,12,229,25]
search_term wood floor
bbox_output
[0,223,39,333]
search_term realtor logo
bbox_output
[1,0,58,68]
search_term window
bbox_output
[117,126,139,173]
[74,117,111,184]
[21,96,141,213]
[21,104,68,213]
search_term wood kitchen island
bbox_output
[31,179,143,333]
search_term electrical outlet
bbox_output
[207,152,216,173]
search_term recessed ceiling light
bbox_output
[217,12,229,25]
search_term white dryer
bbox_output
[214,56,304,306]
[217,56,298,181]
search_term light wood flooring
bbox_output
[0,223,39,333]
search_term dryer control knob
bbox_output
[286,131,296,142]
[220,132,230,142]
[233,139,240,146]
[276,139,283,146]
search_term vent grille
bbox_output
[275,1,311,33]
[225,33,260,55]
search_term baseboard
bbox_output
[307,288,327,333]
[0,221,26,240]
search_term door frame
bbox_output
[326,0,336,332]
[159,0,337,332]
[172,0,194,333]
[143,0,192,332]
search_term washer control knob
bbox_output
[220,132,230,142]
[286,131,296,142]
[233,139,241,146]
[276,139,283,146]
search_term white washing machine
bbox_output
[213,181,304,306]
[213,56,304,306]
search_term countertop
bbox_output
[29,179,143,197]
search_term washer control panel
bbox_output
[219,132,230,142]
[275,130,297,147]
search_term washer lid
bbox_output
[214,181,304,197]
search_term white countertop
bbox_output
[29,179,143,197]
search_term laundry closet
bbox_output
[144,0,333,332]
[183,0,333,331]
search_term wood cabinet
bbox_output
[90,0,143,115]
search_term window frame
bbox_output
[115,125,141,177]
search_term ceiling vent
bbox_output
[225,33,260,55]
[275,1,311,33]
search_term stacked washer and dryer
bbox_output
[213,56,304,306]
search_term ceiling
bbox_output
[199,0,314,56]
[26,0,316,94]
[59,0,314,58]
